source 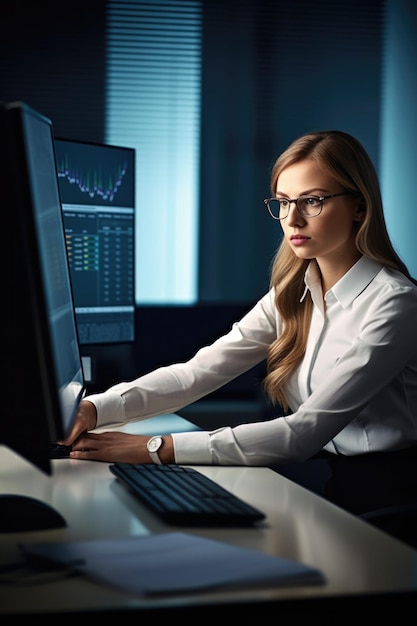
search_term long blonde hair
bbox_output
[264,130,415,411]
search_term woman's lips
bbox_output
[290,235,311,246]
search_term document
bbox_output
[21,532,325,596]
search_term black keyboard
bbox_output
[109,463,266,527]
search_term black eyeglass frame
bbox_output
[263,191,356,220]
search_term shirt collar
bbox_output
[300,256,384,307]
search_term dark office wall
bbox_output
[199,0,384,302]
[0,1,106,141]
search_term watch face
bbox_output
[148,437,162,452]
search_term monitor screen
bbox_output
[54,137,136,346]
[2,100,85,476]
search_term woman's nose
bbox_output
[286,202,305,226]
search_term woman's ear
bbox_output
[354,197,366,221]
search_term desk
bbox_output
[1,414,417,618]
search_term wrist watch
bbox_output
[147,436,164,464]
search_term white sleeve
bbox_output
[87,289,278,429]
[173,282,417,465]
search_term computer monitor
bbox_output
[54,137,136,348]
[2,101,85,530]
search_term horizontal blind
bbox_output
[105,0,202,303]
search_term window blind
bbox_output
[105,0,202,304]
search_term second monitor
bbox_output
[54,137,136,347]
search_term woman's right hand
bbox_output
[59,399,98,446]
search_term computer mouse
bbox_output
[0,494,67,532]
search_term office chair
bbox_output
[271,447,417,551]
[359,502,417,549]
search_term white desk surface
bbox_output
[1,414,417,616]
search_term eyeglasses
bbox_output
[263,191,354,220]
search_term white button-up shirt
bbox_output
[89,256,417,465]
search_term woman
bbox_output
[63,130,417,473]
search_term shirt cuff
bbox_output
[87,391,126,429]
[172,431,213,464]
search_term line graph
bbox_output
[57,156,129,203]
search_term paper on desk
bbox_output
[20,532,325,596]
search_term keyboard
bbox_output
[49,442,72,458]
[109,462,266,526]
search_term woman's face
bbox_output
[276,159,362,266]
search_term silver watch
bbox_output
[147,436,163,464]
